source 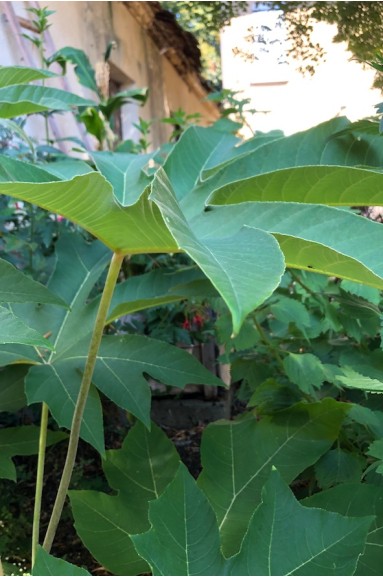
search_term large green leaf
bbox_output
[0,173,176,254]
[92,151,153,206]
[25,362,104,454]
[0,85,96,118]
[10,236,110,451]
[203,117,383,193]
[151,169,285,334]
[198,398,350,556]
[226,470,373,576]
[0,425,67,481]
[10,234,110,360]
[0,364,28,412]
[0,257,66,306]
[191,203,383,288]
[0,66,56,88]
[303,483,383,575]
[106,267,208,323]
[132,465,371,576]
[209,165,383,206]
[0,306,54,349]
[32,546,90,576]
[178,117,383,221]
[163,125,236,201]
[0,343,40,366]
[201,130,284,180]
[131,463,225,576]
[283,352,327,395]
[314,448,364,489]
[70,422,180,576]
[0,155,61,183]
[63,334,224,427]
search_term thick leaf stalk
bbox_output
[43,251,124,552]
[32,402,49,567]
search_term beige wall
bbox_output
[0,1,218,149]
[221,10,383,136]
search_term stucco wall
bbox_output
[0,1,218,149]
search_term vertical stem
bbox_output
[43,251,124,552]
[31,402,49,567]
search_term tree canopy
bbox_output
[162,1,383,87]
[265,1,383,83]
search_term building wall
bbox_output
[0,1,218,149]
[221,10,382,136]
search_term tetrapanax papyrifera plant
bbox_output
[1,49,383,576]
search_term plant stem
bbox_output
[42,251,124,552]
[31,402,49,567]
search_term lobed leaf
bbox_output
[70,422,180,576]
[0,425,67,481]
[151,169,285,334]
[63,334,224,428]
[92,151,153,206]
[303,483,383,575]
[32,546,90,576]
[0,173,176,254]
[0,306,54,349]
[192,203,383,289]
[226,470,373,576]
[0,256,66,306]
[198,398,350,556]
[131,464,225,576]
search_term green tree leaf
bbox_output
[105,267,208,323]
[0,66,56,88]
[131,463,225,576]
[209,165,383,207]
[227,470,373,576]
[11,235,111,452]
[303,483,383,575]
[0,173,176,254]
[0,154,59,183]
[63,334,224,428]
[0,85,96,118]
[198,398,350,556]
[0,364,28,412]
[163,125,234,201]
[32,546,90,576]
[92,151,153,206]
[315,448,364,489]
[283,353,327,395]
[0,257,66,306]
[192,202,383,288]
[0,425,67,481]
[151,169,285,334]
[70,422,180,576]
[25,362,104,454]
[0,306,54,349]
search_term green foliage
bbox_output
[262,2,383,85]
[70,422,180,575]
[1,47,383,576]
[0,426,67,481]
[32,546,90,575]
[162,1,248,84]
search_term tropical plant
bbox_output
[2,52,383,576]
